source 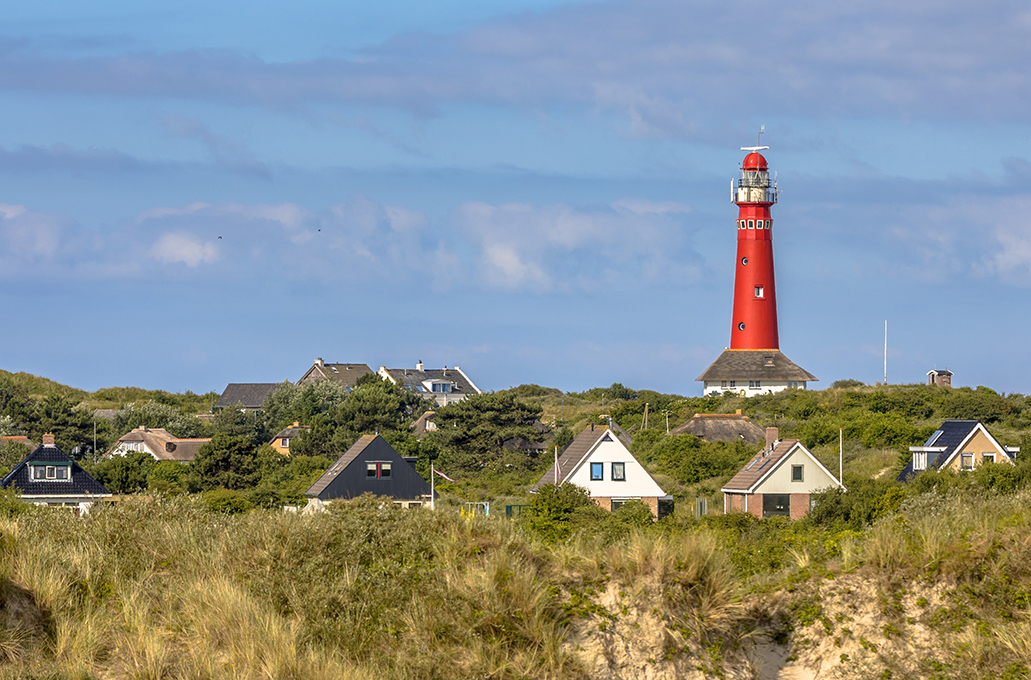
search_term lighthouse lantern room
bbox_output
[697,139,817,396]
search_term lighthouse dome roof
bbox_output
[742,152,768,170]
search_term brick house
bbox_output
[722,427,843,519]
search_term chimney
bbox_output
[416,360,424,371]
[443,366,447,376]
[315,358,324,367]
[293,421,300,427]
[765,427,779,452]
[42,433,55,447]
[736,409,743,416]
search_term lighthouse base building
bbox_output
[697,349,817,397]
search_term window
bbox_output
[765,220,772,229]
[721,380,728,389]
[31,465,70,481]
[763,494,791,518]
[961,454,974,470]
[749,380,761,389]
[741,257,748,266]
[754,285,764,298]
[590,462,603,480]
[281,438,289,448]
[913,452,927,471]
[982,453,996,464]
[791,465,804,482]
[610,500,625,511]
[366,462,392,478]
[747,220,755,229]
[432,383,451,393]
[738,322,745,331]
[729,380,736,389]
[739,220,746,229]
[611,462,626,481]
[764,356,774,367]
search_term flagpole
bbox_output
[431,462,435,511]
[554,446,559,485]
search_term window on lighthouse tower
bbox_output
[754,286,764,298]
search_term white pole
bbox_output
[839,428,843,485]
[431,463,435,511]
[554,446,559,485]
[884,320,888,385]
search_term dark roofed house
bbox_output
[378,360,482,406]
[670,409,765,445]
[898,420,1016,482]
[2,433,110,512]
[297,359,373,391]
[305,434,433,508]
[697,349,817,397]
[215,383,280,411]
[723,428,843,519]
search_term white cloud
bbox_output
[0,203,67,261]
[453,198,702,291]
[150,232,219,267]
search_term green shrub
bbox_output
[201,488,254,514]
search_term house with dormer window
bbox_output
[897,420,1017,482]
[2,433,110,512]
[377,361,482,406]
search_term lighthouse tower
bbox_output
[731,146,779,350]
[697,142,816,396]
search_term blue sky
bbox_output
[2,0,1030,396]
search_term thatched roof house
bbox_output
[669,410,765,446]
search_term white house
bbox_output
[532,422,671,518]
[697,349,817,396]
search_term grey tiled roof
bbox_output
[380,366,481,396]
[531,422,633,491]
[696,350,818,382]
[215,383,280,409]
[305,435,377,498]
[297,363,372,389]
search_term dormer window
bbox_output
[30,464,71,481]
[913,452,927,471]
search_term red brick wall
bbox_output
[790,493,810,520]
[747,494,763,518]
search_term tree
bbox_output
[31,395,96,455]
[211,405,267,444]
[112,401,208,439]
[90,451,156,494]
[190,433,265,490]
[261,380,350,431]
[520,483,596,542]
[427,393,544,473]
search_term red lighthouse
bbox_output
[697,141,816,396]
[731,146,779,350]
